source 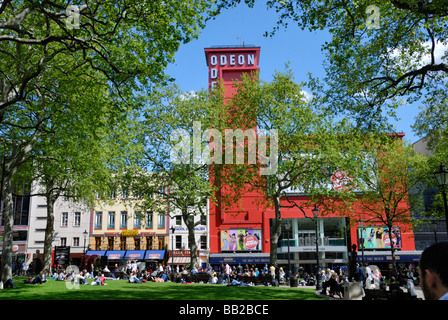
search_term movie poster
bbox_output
[221,229,262,251]
[358,226,402,249]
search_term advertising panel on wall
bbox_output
[220,229,262,251]
[358,226,402,249]
[54,246,71,265]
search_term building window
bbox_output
[121,188,128,199]
[61,212,68,227]
[200,235,207,250]
[74,212,81,227]
[108,237,114,250]
[133,189,141,199]
[108,212,115,229]
[146,212,153,228]
[146,236,153,250]
[175,235,182,250]
[73,237,80,247]
[158,236,165,250]
[134,212,141,228]
[108,189,116,200]
[158,213,165,228]
[120,236,126,250]
[95,237,101,250]
[134,237,140,250]
[95,212,102,229]
[120,211,127,228]
[175,216,182,226]
[61,237,67,247]
[200,215,207,226]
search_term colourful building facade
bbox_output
[205,45,417,271]
[87,191,168,269]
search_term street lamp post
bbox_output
[313,205,322,290]
[433,162,448,235]
[431,220,438,244]
[285,221,291,281]
[359,218,365,265]
[83,230,88,269]
[170,226,175,282]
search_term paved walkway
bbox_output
[312,284,425,300]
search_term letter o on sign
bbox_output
[210,55,217,66]
[238,55,245,65]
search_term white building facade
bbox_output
[27,181,91,268]
[168,202,209,269]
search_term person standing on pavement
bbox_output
[404,274,417,298]
[269,264,276,279]
[418,242,448,300]
[126,260,132,275]
[21,260,27,276]
[225,263,231,284]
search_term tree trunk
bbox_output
[183,208,198,269]
[1,176,14,282]
[269,196,282,266]
[0,135,38,281]
[388,225,397,273]
[42,191,56,275]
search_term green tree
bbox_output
[216,0,448,134]
[0,0,216,282]
[0,0,215,117]
[224,67,355,266]
[133,84,227,269]
[320,135,428,272]
[0,58,138,279]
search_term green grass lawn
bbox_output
[0,276,327,300]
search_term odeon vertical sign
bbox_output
[204,46,261,93]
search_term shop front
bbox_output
[167,250,209,269]
[85,249,166,272]
[168,250,192,267]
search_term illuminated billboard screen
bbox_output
[358,226,402,249]
[221,229,262,251]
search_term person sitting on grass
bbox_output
[129,271,141,283]
[227,278,249,286]
[57,270,67,281]
[24,277,34,284]
[74,271,88,285]
[3,279,16,289]
[32,273,44,284]
[92,272,106,285]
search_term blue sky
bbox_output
[166,2,421,144]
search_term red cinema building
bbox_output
[204,45,418,274]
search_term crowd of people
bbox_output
[2,243,447,300]
[313,263,421,299]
